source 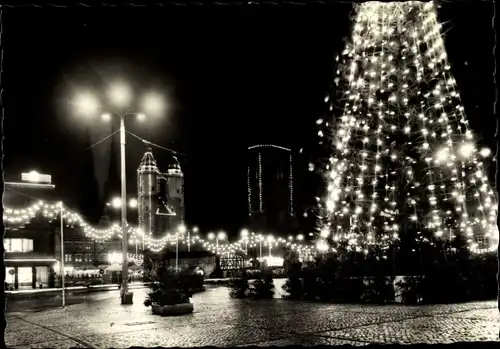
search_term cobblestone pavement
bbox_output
[5,286,500,348]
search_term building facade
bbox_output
[4,173,57,289]
[247,144,295,234]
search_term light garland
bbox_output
[4,202,318,259]
[317,1,498,255]
[289,153,294,216]
[258,152,263,213]
[247,166,252,216]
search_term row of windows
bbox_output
[64,253,93,263]
[63,253,110,263]
[4,238,34,253]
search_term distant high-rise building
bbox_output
[247,144,295,234]
[137,147,185,242]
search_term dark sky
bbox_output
[2,1,496,238]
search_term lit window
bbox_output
[64,254,72,262]
[4,239,34,252]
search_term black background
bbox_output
[2,1,496,238]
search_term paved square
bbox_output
[6,286,500,348]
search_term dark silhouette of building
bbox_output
[247,144,296,234]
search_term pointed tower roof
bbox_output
[166,154,183,176]
[167,155,181,170]
[137,146,160,174]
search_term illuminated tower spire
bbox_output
[137,146,161,240]
[164,154,185,231]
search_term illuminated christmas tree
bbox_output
[317,1,498,255]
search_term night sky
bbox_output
[2,1,496,238]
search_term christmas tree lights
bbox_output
[318,1,498,254]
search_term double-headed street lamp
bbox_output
[267,235,275,257]
[73,81,165,305]
[208,231,226,255]
[176,224,187,271]
[240,229,249,255]
[107,197,140,254]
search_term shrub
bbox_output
[209,266,224,279]
[249,269,275,299]
[362,276,395,304]
[282,260,303,300]
[229,278,250,298]
[396,276,423,304]
[144,267,193,307]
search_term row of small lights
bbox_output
[3,202,317,257]
[4,199,495,257]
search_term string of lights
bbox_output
[3,196,493,256]
[3,200,317,257]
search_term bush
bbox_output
[282,260,303,300]
[209,266,224,279]
[396,276,424,304]
[144,267,193,307]
[249,269,275,299]
[229,278,250,298]
[362,276,395,304]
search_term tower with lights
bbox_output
[137,147,161,240]
[316,1,497,255]
[163,155,185,232]
[247,144,295,234]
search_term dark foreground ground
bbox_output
[5,286,499,348]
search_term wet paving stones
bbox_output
[5,287,500,347]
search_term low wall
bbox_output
[5,283,148,300]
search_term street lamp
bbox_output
[176,224,187,270]
[108,197,138,210]
[73,82,165,305]
[267,235,275,257]
[217,231,226,255]
[208,231,226,255]
[240,229,249,255]
[258,234,264,259]
[108,196,140,257]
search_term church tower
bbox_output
[137,147,161,239]
[164,155,185,231]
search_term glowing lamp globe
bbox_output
[74,92,100,117]
[141,91,165,117]
[111,197,121,209]
[128,198,138,208]
[108,82,132,108]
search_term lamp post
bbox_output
[189,227,199,252]
[109,197,139,260]
[59,201,65,308]
[258,234,263,259]
[208,231,226,255]
[177,224,187,271]
[267,235,274,257]
[217,231,226,255]
[240,229,249,255]
[73,83,165,305]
